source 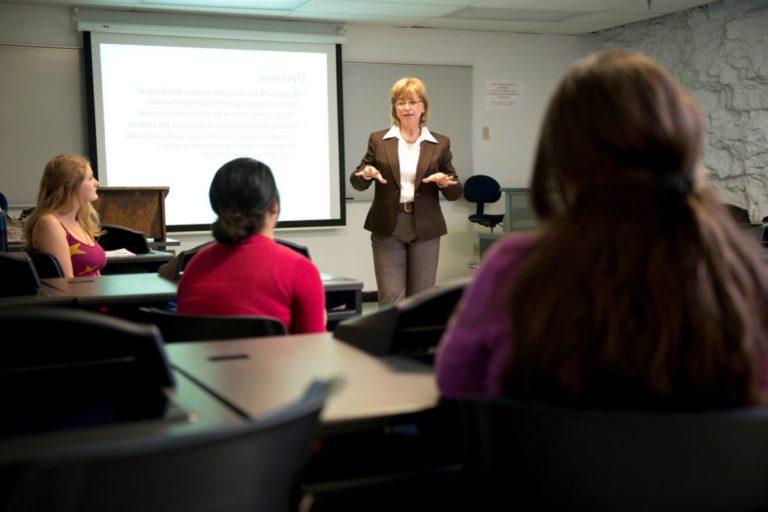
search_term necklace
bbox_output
[400,128,420,144]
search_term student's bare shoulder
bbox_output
[34,214,64,232]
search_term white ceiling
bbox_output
[3,0,719,34]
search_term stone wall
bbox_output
[592,0,768,221]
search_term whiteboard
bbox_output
[0,45,88,208]
[342,61,472,200]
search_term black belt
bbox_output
[398,202,414,213]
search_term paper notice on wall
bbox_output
[485,80,521,110]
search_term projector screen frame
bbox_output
[83,31,347,233]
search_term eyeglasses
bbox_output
[395,99,422,109]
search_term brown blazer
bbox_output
[350,129,462,241]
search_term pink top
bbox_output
[61,224,106,277]
[177,234,326,334]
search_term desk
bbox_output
[322,273,363,326]
[501,187,536,232]
[42,273,178,307]
[0,369,243,460]
[147,237,180,253]
[0,282,74,308]
[167,334,456,507]
[166,333,438,433]
[8,272,364,326]
[103,250,174,275]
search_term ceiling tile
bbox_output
[610,0,717,14]
[471,0,626,11]
[531,21,619,34]
[285,10,432,25]
[448,7,581,22]
[329,0,475,5]
[417,17,550,32]
[567,10,662,24]
[139,0,300,9]
[295,0,460,17]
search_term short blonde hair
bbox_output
[389,77,429,127]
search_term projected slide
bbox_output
[90,34,342,229]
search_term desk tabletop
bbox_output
[42,273,178,306]
[0,283,74,308]
[166,333,437,431]
[321,273,364,291]
[8,272,362,312]
[0,369,243,460]
[106,249,174,263]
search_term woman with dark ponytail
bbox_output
[177,158,326,333]
[436,51,768,410]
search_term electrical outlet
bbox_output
[482,126,490,140]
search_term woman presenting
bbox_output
[351,77,462,306]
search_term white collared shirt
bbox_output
[383,126,438,203]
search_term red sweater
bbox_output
[177,235,326,334]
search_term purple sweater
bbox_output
[436,234,536,398]
[437,233,768,403]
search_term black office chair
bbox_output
[455,396,768,512]
[335,278,469,358]
[164,239,310,282]
[0,308,173,438]
[0,380,332,512]
[134,307,287,343]
[725,203,751,225]
[173,241,214,280]
[0,191,7,212]
[99,224,151,254]
[25,250,64,278]
[463,175,505,232]
[276,238,311,260]
[156,241,213,281]
[0,252,41,296]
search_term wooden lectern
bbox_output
[94,187,169,240]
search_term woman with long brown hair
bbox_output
[25,155,106,278]
[436,51,768,410]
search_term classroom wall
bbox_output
[0,3,594,289]
[593,0,768,221]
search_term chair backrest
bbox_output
[169,239,310,281]
[275,238,311,260]
[136,307,287,343]
[0,252,41,296]
[175,241,214,279]
[26,250,64,278]
[457,396,768,512]
[726,203,751,224]
[335,278,469,357]
[0,308,173,438]
[1,380,332,512]
[99,224,151,254]
[463,175,502,205]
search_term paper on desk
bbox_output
[106,248,136,258]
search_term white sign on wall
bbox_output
[485,80,522,110]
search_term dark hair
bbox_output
[503,51,768,409]
[209,158,279,244]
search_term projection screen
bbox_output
[86,31,344,231]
